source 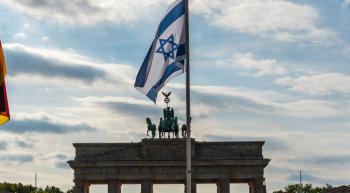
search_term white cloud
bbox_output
[172,84,348,118]
[191,0,336,42]
[5,43,118,69]
[41,36,50,42]
[217,52,288,77]
[0,0,171,26]
[0,0,336,44]
[277,100,344,118]
[13,32,28,39]
[190,84,288,105]
[12,111,89,127]
[343,0,350,6]
[77,96,153,107]
[342,46,350,59]
[0,152,33,164]
[4,43,134,84]
[275,73,350,95]
[75,84,343,131]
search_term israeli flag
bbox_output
[134,0,186,102]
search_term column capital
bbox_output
[249,178,265,193]
[217,179,230,193]
[141,179,153,193]
[73,180,90,193]
[184,179,197,193]
[108,181,121,193]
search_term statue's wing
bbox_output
[162,91,171,97]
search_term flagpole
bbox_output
[185,0,191,192]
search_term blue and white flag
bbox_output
[134,0,186,102]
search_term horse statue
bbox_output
[146,117,156,139]
[181,124,186,138]
[158,117,164,139]
[173,117,179,138]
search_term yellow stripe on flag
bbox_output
[0,114,9,125]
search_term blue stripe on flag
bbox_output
[155,0,185,39]
[134,42,154,87]
[176,44,185,57]
[146,63,182,102]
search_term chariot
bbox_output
[146,92,186,139]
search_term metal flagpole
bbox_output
[299,171,302,193]
[35,172,37,193]
[185,0,191,192]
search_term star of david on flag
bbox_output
[156,34,178,61]
[134,0,186,102]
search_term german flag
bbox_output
[0,41,10,125]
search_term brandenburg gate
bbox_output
[68,93,270,193]
[68,138,269,193]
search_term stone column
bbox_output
[249,180,254,193]
[217,179,230,193]
[191,180,197,193]
[74,180,89,193]
[108,181,121,193]
[184,180,196,193]
[141,179,153,193]
[249,178,264,193]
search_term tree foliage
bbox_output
[273,184,333,193]
[0,182,71,193]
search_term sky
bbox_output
[0,0,349,192]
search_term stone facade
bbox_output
[68,138,270,193]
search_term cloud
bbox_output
[291,154,350,165]
[40,36,50,42]
[77,87,332,125]
[182,85,346,118]
[0,141,8,150]
[13,32,28,39]
[1,117,95,134]
[190,85,272,112]
[4,43,107,83]
[0,0,170,26]
[54,153,70,160]
[343,0,350,6]
[276,100,345,118]
[189,85,286,107]
[78,96,159,118]
[40,152,70,161]
[40,152,72,169]
[0,153,33,164]
[288,173,319,182]
[15,140,34,148]
[0,0,336,44]
[275,73,350,95]
[191,0,336,42]
[190,87,276,115]
[217,52,288,77]
[55,161,70,169]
